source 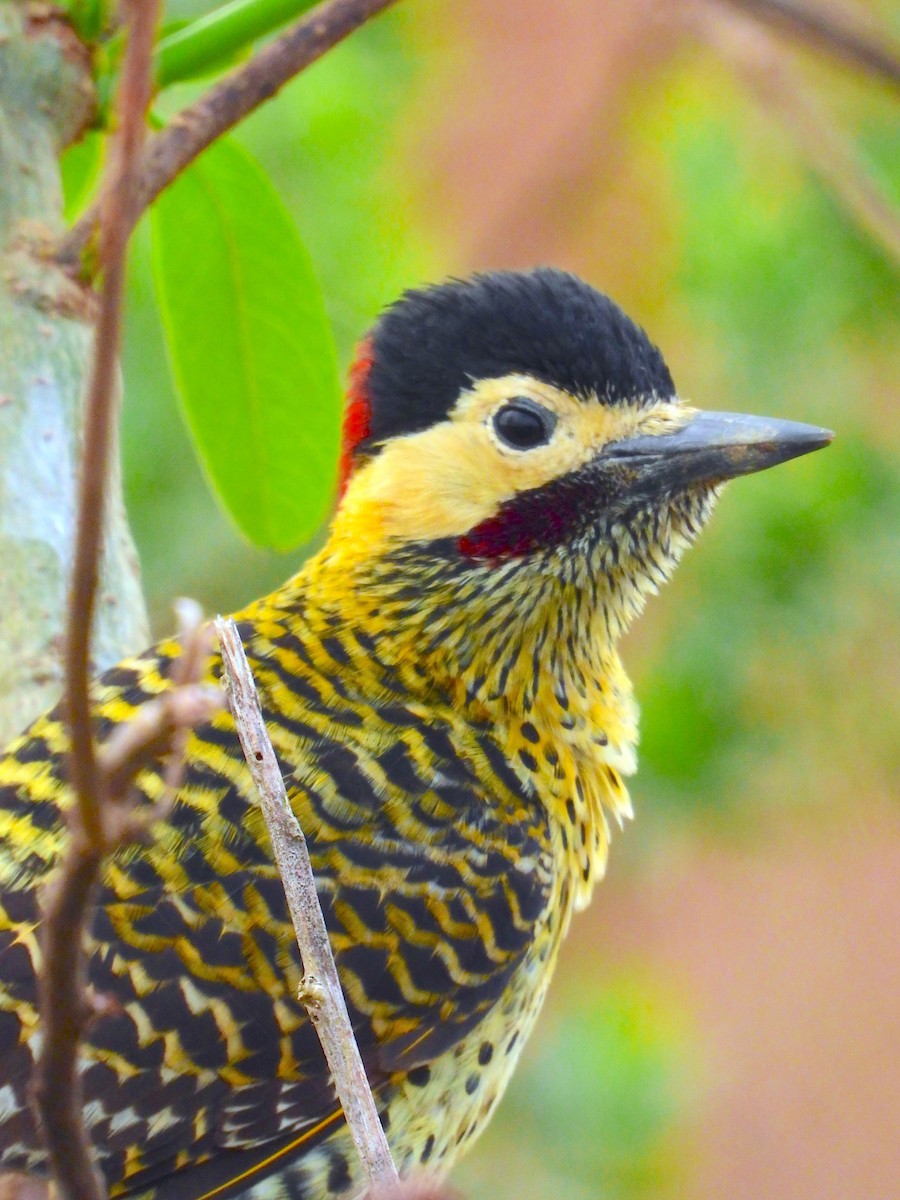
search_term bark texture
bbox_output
[0,3,149,746]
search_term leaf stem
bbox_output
[155,0,317,88]
[721,0,900,91]
[57,0,399,275]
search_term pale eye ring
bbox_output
[492,397,557,451]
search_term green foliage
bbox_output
[232,10,430,351]
[58,3,425,577]
[459,982,691,1200]
[672,101,899,381]
[151,135,341,550]
[59,131,103,222]
[122,8,428,619]
[522,989,686,1189]
[632,64,900,818]
[58,0,111,43]
[155,0,317,88]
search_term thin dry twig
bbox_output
[35,0,164,1187]
[98,601,218,813]
[57,0,399,273]
[723,0,900,89]
[0,1171,50,1200]
[62,0,160,848]
[699,4,900,268]
[32,846,107,1200]
[34,609,219,1200]
[215,617,400,1194]
[363,1183,459,1200]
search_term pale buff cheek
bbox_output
[357,427,504,540]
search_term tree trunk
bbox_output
[0,2,149,746]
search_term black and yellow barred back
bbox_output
[0,270,831,1198]
[0,574,564,1197]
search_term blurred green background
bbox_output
[108,1,900,1196]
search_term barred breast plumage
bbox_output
[0,579,569,1197]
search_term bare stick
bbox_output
[0,1172,50,1200]
[62,0,159,846]
[33,845,107,1200]
[34,610,219,1200]
[700,4,900,267]
[57,0,399,272]
[34,4,164,1193]
[723,0,900,89]
[99,600,217,810]
[216,617,400,1194]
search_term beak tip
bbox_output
[749,419,835,472]
[788,422,835,457]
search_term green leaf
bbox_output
[60,132,104,222]
[154,0,318,89]
[151,136,341,550]
[58,0,110,41]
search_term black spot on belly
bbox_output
[465,1073,479,1095]
[284,1169,308,1200]
[327,1152,352,1194]
[478,1041,494,1066]
[407,1065,431,1088]
[420,1133,435,1164]
[518,748,538,772]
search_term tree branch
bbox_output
[34,605,219,1200]
[699,3,900,268]
[62,0,160,846]
[32,839,107,1200]
[0,4,149,745]
[32,4,177,1198]
[215,617,400,1195]
[57,0,399,273]
[722,0,900,90]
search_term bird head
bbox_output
[322,270,831,658]
[294,269,833,892]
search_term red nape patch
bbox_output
[337,337,374,499]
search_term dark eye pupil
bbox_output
[493,399,555,450]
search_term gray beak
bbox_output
[601,410,834,498]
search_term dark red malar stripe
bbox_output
[458,510,537,561]
[459,469,597,562]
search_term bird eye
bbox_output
[492,398,557,451]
